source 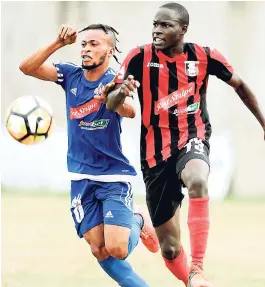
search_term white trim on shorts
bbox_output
[69,172,135,183]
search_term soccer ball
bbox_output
[5,95,54,145]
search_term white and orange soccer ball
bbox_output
[5,95,55,145]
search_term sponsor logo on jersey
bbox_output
[79,119,110,130]
[155,82,195,115]
[70,88,77,96]
[172,102,200,116]
[70,99,99,119]
[94,82,105,97]
[147,62,164,68]
[184,61,199,77]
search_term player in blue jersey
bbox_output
[19,23,159,286]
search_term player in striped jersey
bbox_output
[19,23,159,287]
[102,2,265,287]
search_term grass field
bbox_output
[2,191,265,287]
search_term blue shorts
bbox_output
[70,179,134,238]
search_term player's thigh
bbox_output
[178,138,210,194]
[97,182,134,258]
[143,157,184,229]
[71,179,104,239]
[83,223,109,261]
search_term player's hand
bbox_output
[95,73,120,104]
[120,75,140,98]
[57,24,77,45]
[95,74,140,104]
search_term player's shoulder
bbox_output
[184,42,210,54]
[54,61,82,73]
[125,44,148,60]
[101,67,116,83]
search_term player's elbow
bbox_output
[19,61,38,76]
[228,73,244,90]
[19,62,31,75]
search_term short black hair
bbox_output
[78,24,121,64]
[160,2,189,25]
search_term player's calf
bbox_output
[155,209,189,285]
[159,233,182,260]
[182,160,210,270]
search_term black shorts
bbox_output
[142,138,210,227]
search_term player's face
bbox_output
[81,30,114,70]
[152,8,187,50]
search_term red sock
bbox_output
[188,196,210,266]
[163,246,189,286]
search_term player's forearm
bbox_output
[106,88,126,112]
[19,40,65,74]
[235,81,265,128]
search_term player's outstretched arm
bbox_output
[19,24,77,81]
[228,74,265,139]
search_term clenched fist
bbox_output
[57,24,77,45]
[95,74,140,104]
[119,75,140,98]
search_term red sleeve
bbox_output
[116,47,141,84]
[207,48,234,82]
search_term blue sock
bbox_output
[98,215,148,287]
[99,256,149,287]
[126,214,143,258]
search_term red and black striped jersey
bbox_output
[116,43,234,169]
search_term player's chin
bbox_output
[82,60,92,66]
[82,63,94,70]
[153,42,168,50]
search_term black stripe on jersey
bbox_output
[185,43,198,140]
[150,47,163,164]
[200,47,212,140]
[198,79,212,141]
[167,61,179,154]
[137,46,148,163]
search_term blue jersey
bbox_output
[54,62,136,181]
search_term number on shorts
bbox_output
[73,205,84,223]
[184,138,205,155]
[71,194,84,223]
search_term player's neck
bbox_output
[162,41,184,58]
[83,64,109,82]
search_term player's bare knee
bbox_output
[187,175,208,198]
[90,244,109,261]
[160,237,182,260]
[106,243,128,259]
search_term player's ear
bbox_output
[108,47,115,58]
[181,24,188,35]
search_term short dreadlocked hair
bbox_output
[78,24,121,64]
